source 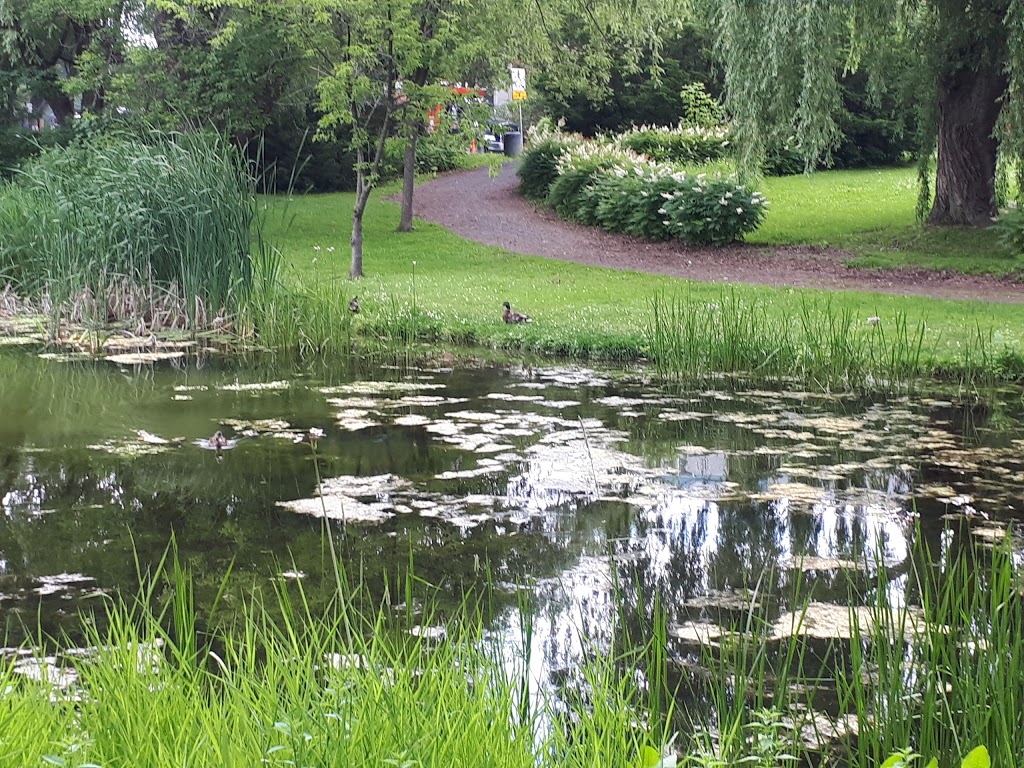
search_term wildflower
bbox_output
[866,316,880,326]
[327,246,335,253]
[661,192,673,200]
[724,191,732,199]
[313,245,322,252]
[412,260,417,266]
[658,208,667,214]
[719,198,727,206]
[736,207,743,214]
[308,427,325,445]
[312,258,318,265]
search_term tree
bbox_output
[707,0,1021,226]
[0,0,133,125]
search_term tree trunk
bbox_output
[351,188,369,279]
[397,122,418,232]
[928,67,1008,226]
[351,149,367,278]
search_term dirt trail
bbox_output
[412,163,1024,303]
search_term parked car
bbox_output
[482,121,519,152]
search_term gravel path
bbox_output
[412,163,1024,303]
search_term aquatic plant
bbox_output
[644,290,1010,391]
[0,130,271,334]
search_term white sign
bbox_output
[510,67,527,101]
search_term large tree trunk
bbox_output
[397,122,418,232]
[928,67,1008,226]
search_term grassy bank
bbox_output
[2,534,1018,767]
[754,167,1019,276]
[261,176,1024,384]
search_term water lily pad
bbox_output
[106,351,186,364]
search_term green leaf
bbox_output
[961,746,990,768]
[639,745,663,768]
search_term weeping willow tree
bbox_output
[707,0,1024,226]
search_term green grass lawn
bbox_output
[752,167,1021,276]
[261,176,1024,373]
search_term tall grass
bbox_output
[0,131,265,330]
[645,290,1017,390]
[0,551,658,767]
[1,529,1019,766]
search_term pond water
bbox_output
[1,347,1022,697]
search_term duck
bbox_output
[502,301,532,324]
[206,430,228,450]
[348,296,360,314]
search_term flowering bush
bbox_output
[516,125,769,245]
[617,124,729,165]
[658,175,768,245]
[583,169,679,240]
[517,124,582,200]
[547,142,634,220]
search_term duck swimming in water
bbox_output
[207,431,228,450]
[502,301,531,324]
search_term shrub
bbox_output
[517,136,577,200]
[996,207,1024,256]
[0,126,77,179]
[764,137,805,176]
[617,124,729,165]
[679,82,725,128]
[547,142,632,220]
[587,171,678,240]
[659,174,768,245]
[383,123,472,179]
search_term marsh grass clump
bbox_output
[0,131,269,334]
[646,290,949,390]
[0,553,663,768]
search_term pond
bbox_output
[1,346,1021,713]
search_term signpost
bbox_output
[510,67,527,133]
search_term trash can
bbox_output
[503,131,524,157]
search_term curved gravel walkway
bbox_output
[412,163,1024,303]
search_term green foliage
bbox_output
[995,206,1024,256]
[679,82,724,128]
[0,131,262,324]
[582,173,677,240]
[617,124,729,164]
[524,132,766,245]
[384,125,473,178]
[108,11,305,140]
[516,135,578,200]
[0,126,76,178]
[659,175,767,245]
[546,143,627,220]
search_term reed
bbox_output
[644,290,1004,391]
[0,131,266,333]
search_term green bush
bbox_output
[586,172,677,240]
[517,137,576,200]
[617,125,729,165]
[384,128,471,179]
[763,138,805,176]
[659,175,768,245]
[546,143,626,220]
[0,126,77,179]
[996,207,1024,256]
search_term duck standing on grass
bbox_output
[348,296,360,314]
[502,301,532,324]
